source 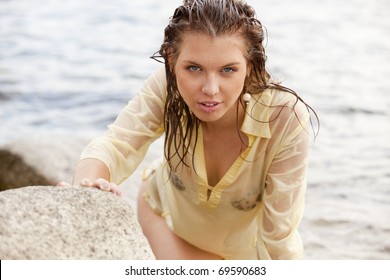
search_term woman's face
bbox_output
[174,32,248,126]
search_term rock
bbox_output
[0,149,53,191]
[0,185,155,260]
[0,134,165,212]
[0,135,89,187]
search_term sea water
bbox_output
[1,0,389,259]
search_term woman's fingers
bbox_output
[109,183,122,196]
[57,181,72,187]
[80,178,93,187]
[87,178,122,196]
[57,178,121,196]
[93,178,110,191]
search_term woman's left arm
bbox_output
[258,107,311,260]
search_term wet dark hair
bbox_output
[151,0,319,171]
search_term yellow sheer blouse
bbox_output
[80,67,310,259]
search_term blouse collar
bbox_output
[241,89,273,138]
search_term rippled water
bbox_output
[1,0,389,259]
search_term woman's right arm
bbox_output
[75,68,167,186]
[72,158,110,184]
[57,69,166,192]
[70,158,122,195]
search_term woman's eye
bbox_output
[188,66,201,72]
[222,67,235,73]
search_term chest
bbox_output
[202,130,248,187]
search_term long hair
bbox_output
[151,0,318,171]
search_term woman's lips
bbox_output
[197,101,221,113]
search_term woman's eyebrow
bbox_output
[182,60,242,67]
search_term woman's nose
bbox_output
[201,75,219,96]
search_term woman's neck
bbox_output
[201,101,245,134]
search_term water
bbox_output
[1,0,389,259]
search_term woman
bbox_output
[70,0,318,259]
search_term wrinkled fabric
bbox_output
[80,67,310,260]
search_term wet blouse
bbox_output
[80,67,310,259]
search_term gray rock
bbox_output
[0,149,53,191]
[1,135,90,185]
[0,185,155,260]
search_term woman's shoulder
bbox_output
[135,66,168,103]
[262,87,309,120]
[249,87,311,137]
[256,86,303,107]
[141,67,167,92]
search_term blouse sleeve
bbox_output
[79,67,167,184]
[258,100,310,259]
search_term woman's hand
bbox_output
[57,178,122,196]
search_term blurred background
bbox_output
[0,0,389,259]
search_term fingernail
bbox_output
[100,182,110,191]
[57,181,71,187]
[81,178,91,186]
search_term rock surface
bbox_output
[0,135,164,212]
[0,149,55,191]
[0,135,89,190]
[0,185,155,260]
